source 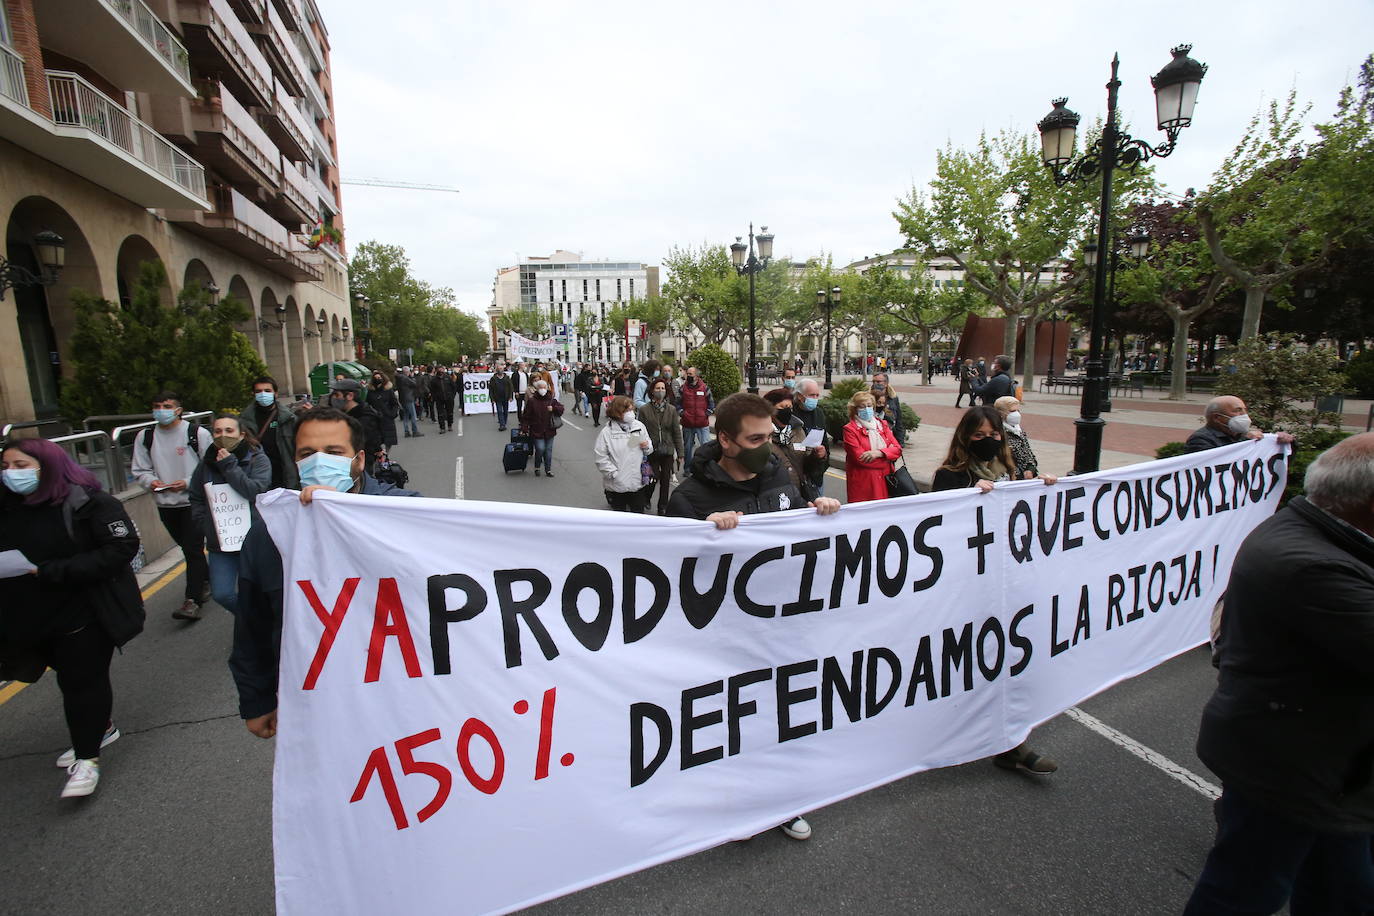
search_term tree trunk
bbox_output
[1169,310,1190,401]
[921,330,932,386]
[1240,285,1265,340]
[1021,320,1037,394]
[1002,312,1018,363]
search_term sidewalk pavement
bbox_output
[826,372,1372,490]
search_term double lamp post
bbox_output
[729,224,773,394]
[1036,44,1207,474]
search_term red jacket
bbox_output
[678,378,714,429]
[843,419,902,503]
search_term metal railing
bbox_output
[1,418,72,440]
[49,430,118,492]
[217,83,280,180]
[280,157,319,223]
[46,70,208,200]
[103,0,193,86]
[0,43,28,107]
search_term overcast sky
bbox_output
[326,0,1373,322]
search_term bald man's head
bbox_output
[1304,432,1374,532]
[1204,396,1248,432]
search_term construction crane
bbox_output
[340,177,461,193]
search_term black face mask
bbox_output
[776,408,793,425]
[970,437,1002,462]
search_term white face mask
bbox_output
[1227,414,1251,436]
[621,411,636,426]
[1005,411,1022,427]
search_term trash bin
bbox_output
[309,360,370,398]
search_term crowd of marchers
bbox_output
[4,353,1374,916]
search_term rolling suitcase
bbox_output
[503,429,532,473]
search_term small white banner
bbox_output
[258,437,1287,915]
[508,331,558,362]
[205,482,251,552]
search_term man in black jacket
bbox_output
[327,378,384,473]
[395,368,421,438]
[230,407,421,740]
[429,368,457,434]
[666,393,840,842]
[1184,395,1288,453]
[871,372,904,444]
[240,375,298,489]
[1184,433,1374,915]
[791,378,830,496]
[971,354,1015,405]
[488,362,514,431]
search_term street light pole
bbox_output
[730,224,773,394]
[817,286,840,389]
[1037,45,1206,473]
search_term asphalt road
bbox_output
[0,403,1225,915]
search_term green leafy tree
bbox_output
[871,256,975,386]
[1215,333,1345,437]
[349,241,485,362]
[686,343,741,401]
[1197,60,1374,339]
[894,128,1147,390]
[662,244,743,348]
[62,261,266,420]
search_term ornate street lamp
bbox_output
[0,230,66,301]
[1036,45,1206,473]
[817,286,841,390]
[353,292,372,356]
[730,224,773,393]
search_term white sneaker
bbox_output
[61,759,99,798]
[780,816,812,841]
[56,724,119,768]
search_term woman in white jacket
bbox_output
[593,395,652,512]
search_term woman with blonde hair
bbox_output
[842,389,901,503]
[993,395,1041,479]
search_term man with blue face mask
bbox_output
[131,389,214,620]
[238,375,298,489]
[230,407,421,741]
[791,378,830,497]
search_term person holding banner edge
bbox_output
[932,406,1059,774]
[666,392,842,840]
[231,407,421,740]
[188,414,271,616]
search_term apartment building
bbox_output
[487,251,660,363]
[0,0,349,422]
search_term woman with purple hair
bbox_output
[0,438,144,799]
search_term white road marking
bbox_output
[561,417,583,431]
[457,419,463,437]
[453,456,464,499]
[1064,706,1220,800]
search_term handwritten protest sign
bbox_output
[205,482,251,552]
[258,437,1286,915]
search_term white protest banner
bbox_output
[462,373,561,415]
[258,437,1287,916]
[205,482,251,552]
[508,331,558,362]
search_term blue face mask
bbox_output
[297,452,357,491]
[857,407,875,422]
[152,408,177,425]
[783,379,796,389]
[803,397,819,412]
[254,391,276,407]
[3,467,40,495]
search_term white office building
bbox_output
[487,251,659,363]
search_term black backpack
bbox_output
[375,459,409,488]
[140,422,202,457]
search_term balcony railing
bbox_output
[308,166,335,210]
[273,77,309,152]
[280,157,318,222]
[205,0,273,107]
[102,0,192,86]
[216,83,279,180]
[260,2,308,96]
[46,70,206,200]
[0,44,28,107]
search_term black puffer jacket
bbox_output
[1197,496,1374,833]
[665,440,806,519]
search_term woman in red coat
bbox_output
[843,390,902,503]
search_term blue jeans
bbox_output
[207,550,241,615]
[1184,787,1374,915]
[578,391,589,415]
[494,399,509,428]
[402,400,419,436]
[532,437,553,472]
[683,426,710,465]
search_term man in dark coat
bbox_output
[395,368,421,438]
[1184,395,1291,453]
[230,407,421,740]
[488,362,514,431]
[1184,433,1374,914]
[429,368,457,434]
[871,371,904,443]
[327,378,384,473]
[240,375,298,489]
[971,354,1015,405]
